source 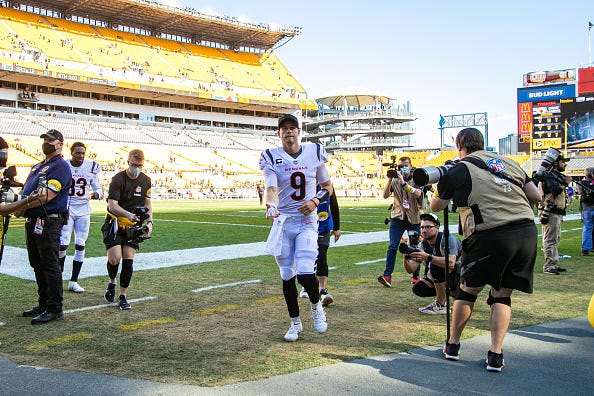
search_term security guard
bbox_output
[16,130,71,324]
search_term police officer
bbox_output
[16,130,72,324]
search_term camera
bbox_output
[0,165,25,203]
[382,155,399,178]
[533,147,561,182]
[412,159,459,186]
[539,200,556,224]
[125,206,151,243]
[384,203,393,225]
[398,230,421,259]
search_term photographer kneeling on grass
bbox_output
[403,213,461,314]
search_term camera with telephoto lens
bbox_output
[0,165,25,203]
[532,147,561,183]
[125,206,151,243]
[398,230,421,259]
[412,159,459,187]
[539,200,556,225]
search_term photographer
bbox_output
[16,130,72,324]
[538,153,571,274]
[0,137,43,263]
[403,213,461,315]
[430,128,541,372]
[102,149,152,310]
[378,156,422,288]
[577,167,594,256]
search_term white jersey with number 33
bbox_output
[68,159,103,217]
[259,143,329,217]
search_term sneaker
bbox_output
[486,350,505,372]
[117,295,131,310]
[321,292,334,307]
[104,282,116,303]
[410,275,420,285]
[299,287,309,298]
[419,300,447,315]
[582,250,590,256]
[283,321,303,342]
[311,303,328,333]
[443,341,460,361]
[556,266,567,272]
[543,267,560,275]
[68,281,85,293]
[377,275,392,288]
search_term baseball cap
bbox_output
[278,114,299,128]
[420,212,440,227]
[557,153,570,162]
[40,129,64,142]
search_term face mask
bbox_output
[128,167,141,178]
[42,142,57,155]
[400,166,410,176]
[0,151,7,168]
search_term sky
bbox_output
[166,1,593,149]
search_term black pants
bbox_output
[25,217,63,313]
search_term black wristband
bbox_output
[427,254,433,263]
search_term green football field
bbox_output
[0,198,590,386]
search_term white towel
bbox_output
[264,215,287,256]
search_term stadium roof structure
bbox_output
[316,88,394,108]
[22,0,301,51]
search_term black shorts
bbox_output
[101,221,139,250]
[460,221,536,293]
[429,262,459,285]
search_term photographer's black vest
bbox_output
[458,151,534,238]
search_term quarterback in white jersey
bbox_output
[59,142,103,293]
[260,114,334,342]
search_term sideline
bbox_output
[1,214,582,281]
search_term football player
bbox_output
[59,141,103,293]
[260,113,334,342]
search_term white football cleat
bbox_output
[299,287,309,298]
[284,321,303,342]
[311,303,327,333]
[68,281,85,293]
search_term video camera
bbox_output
[398,230,421,259]
[125,206,151,243]
[412,159,459,187]
[0,166,25,204]
[382,155,399,178]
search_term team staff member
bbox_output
[16,130,72,324]
[260,113,332,342]
[60,141,103,293]
[431,128,541,372]
[378,156,422,288]
[102,149,152,310]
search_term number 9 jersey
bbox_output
[259,142,330,217]
[68,159,103,217]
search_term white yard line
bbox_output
[192,279,262,293]
[63,296,157,314]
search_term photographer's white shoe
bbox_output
[68,281,84,293]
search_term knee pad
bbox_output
[455,288,478,303]
[73,245,85,262]
[486,291,511,307]
[120,259,133,288]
